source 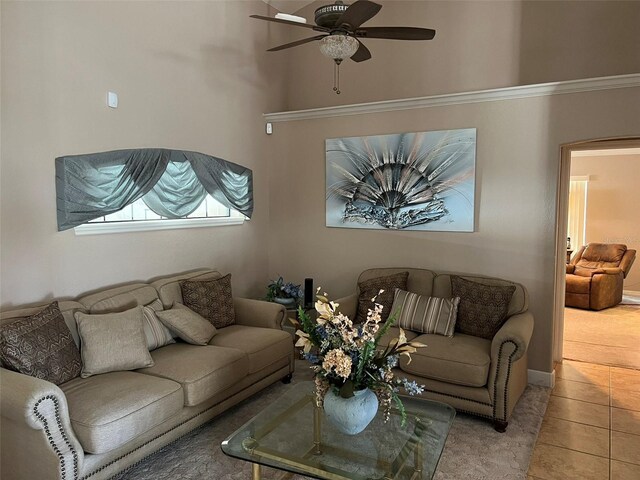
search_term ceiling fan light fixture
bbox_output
[319,34,359,60]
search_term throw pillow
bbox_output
[451,276,516,339]
[75,306,154,378]
[180,274,235,328]
[356,272,409,324]
[156,303,217,345]
[141,306,175,351]
[392,289,460,337]
[0,301,81,385]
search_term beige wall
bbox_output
[283,0,640,110]
[571,153,640,292]
[0,1,287,306]
[266,87,640,373]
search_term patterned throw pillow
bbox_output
[356,272,409,324]
[392,289,460,337]
[451,276,516,339]
[0,301,81,385]
[180,274,235,329]
[142,306,175,351]
[156,303,217,345]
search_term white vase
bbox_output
[323,388,379,435]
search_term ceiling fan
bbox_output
[251,0,436,93]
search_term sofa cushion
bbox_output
[208,325,292,374]
[399,333,491,387]
[451,276,515,339]
[156,303,216,345]
[0,301,81,385]
[75,306,154,378]
[180,274,235,329]
[60,371,183,454]
[356,271,409,323]
[138,343,249,406]
[391,289,459,337]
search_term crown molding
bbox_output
[264,74,640,123]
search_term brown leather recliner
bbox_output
[565,243,636,310]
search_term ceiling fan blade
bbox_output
[267,35,327,52]
[336,0,382,30]
[356,27,436,40]
[351,41,372,62]
[250,15,329,32]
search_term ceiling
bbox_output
[262,0,311,15]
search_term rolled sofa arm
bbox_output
[490,311,534,362]
[1,368,84,480]
[233,297,286,330]
[487,312,534,422]
[334,293,358,318]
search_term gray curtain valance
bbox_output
[55,148,253,231]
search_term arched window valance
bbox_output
[55,148,253,231]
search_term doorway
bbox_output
[553,137,640,368]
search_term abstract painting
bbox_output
[326,129,476,232]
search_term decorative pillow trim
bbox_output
[392,289,459,337]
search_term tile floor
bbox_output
[527,360,640,480]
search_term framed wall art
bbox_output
[326,128,476,232]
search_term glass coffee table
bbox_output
[221,382,455,480]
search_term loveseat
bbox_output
[337,268,534,432]
[0,268,294,480]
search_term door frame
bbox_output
[553,136,640,363]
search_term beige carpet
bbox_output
[563,304,640,370]
[113,362,550,480]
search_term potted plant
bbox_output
[292,289,426,435]
[266,276,303,307]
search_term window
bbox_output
[567,176,589,254]
[74,195,245,235]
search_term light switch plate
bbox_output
[107,91,118,108]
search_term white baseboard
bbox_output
[528,369,556,388]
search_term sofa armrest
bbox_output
[491,312,534,362]
[600,267,623,275]
[233,297,286,330]
[334,293,358,319]
[566,264,575,274]
[1,368,84,480]
[487,312,534,421]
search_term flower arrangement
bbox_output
[292,289,426,424]
[266,276,304,304]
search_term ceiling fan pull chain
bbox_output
[333,60,341,94]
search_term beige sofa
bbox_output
[337,268,534,432]
[1,268,294,480]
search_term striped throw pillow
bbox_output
[142,305,175,351]
[391,289,460,337]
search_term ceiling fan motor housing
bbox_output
[315,2,350,28]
